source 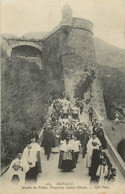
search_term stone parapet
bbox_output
[72,18,93,34]
[102,121,125,177]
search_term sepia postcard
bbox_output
[1,0,125,194]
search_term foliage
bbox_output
[1,50,49,164]
[74,69,95,100]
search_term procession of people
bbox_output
[7,93,116,185]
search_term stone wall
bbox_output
[1,35,11,57]
[91,77,107,119]
[42,29,65,97]
[60,25,96,101]
[72,18,93,33]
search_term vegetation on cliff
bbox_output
[1,49,48,164]
[74,69,95,100]
[98,65,125,119]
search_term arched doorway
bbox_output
[11,45,42,57]
[11,45,43,69]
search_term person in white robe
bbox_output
[23,138,41,181]
[62,105,68,119]
[72,106,79,119]
[72,137,81,163]
[96,158,109,185]
[86,134,101,175]
[58,137,76,171]
[7,153,29,184]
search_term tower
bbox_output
[61,5,72,26]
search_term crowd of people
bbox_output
[7,93,116,185]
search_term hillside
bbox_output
[98,65,125,119]
[93,37,125,119]
[94,37,125,70]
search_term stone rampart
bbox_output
[72,18,93,33]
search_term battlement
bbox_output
[71,18,93,33]
[61,5,93,34]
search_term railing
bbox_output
[94,110,125,177]
[0,166,10,176]
[37,124,46,145]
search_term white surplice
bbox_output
[7,158,29,183]
[86,137,101,168]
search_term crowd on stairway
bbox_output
[7,93,116,185]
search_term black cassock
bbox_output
[25,152,42,181]
[58,150,76,171]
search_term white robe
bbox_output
[60,140,74,160]
[23,143,41,168]
[72,140,80,152]
[60,140,73,152]
[86,137,101,168]
[96,164,108,184]
[7,158,29,183]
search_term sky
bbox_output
[1,0,125,49]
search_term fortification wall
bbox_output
[42,29,65,96]
[91,77,107,119]
[60,24,96,100]
[42,16,97,102]
[1,35,11,57]
[72,18,93,33]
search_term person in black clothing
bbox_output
[48,98,53,106]
[107,168,116,182]
[93,126,107,149]
[92,119,97,127]
[29,127,39,142]
[61,128,68,140]
[79,102,84,115]
[88,107,93,122]
[66,95,70,101]
[74,129,80,140]
[80,129,90,158]
[91,146,112,181]
[90,146,103,181]
[41,129,55,160]
[75,99,80,108]
[58,136,76,172]
[51,111,58,124]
